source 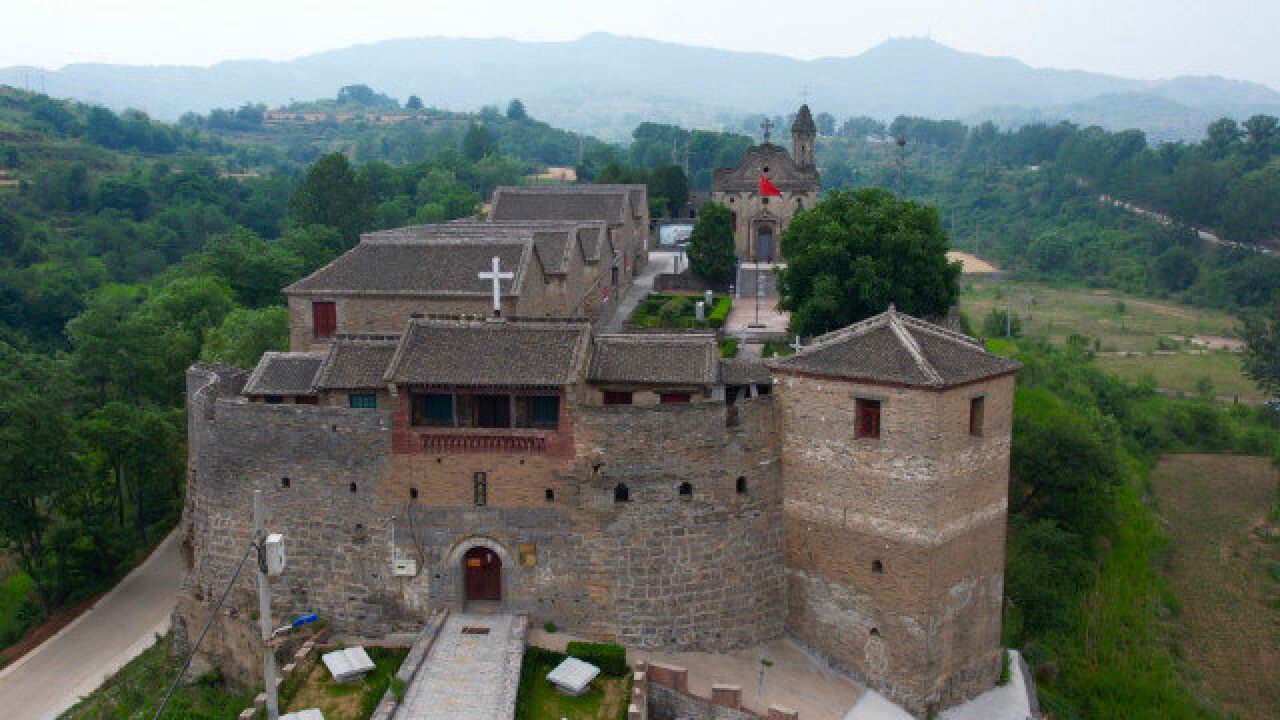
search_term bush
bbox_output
[565,641,628,677]
[707,296,732,329]
[718,338,739,358]
[658,297,692,322]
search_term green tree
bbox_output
[779,187,960,335]
[686,202,735,282]
[1153,247,1199,293]
[1242,114,1279,166]
[649,165,689,216]
[462,123,496,161]
[1240,302,1280,395]
[406,95,424,111]
[286,153,370,244]
[506,99,528,121]
[200,306,290,369]
[1203,117,1243,159]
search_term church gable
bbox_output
[712,143,818,194]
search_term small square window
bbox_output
[856,399,881,439]
[349,393,377,409]
[969,396,985,437]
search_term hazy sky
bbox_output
[3,0,1277,89]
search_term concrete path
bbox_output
[602,250,676,333]
[396,613,526,720]
[843,650,1036,720]
[0,531,184,720]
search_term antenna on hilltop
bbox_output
[800,85,811,105]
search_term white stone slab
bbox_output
[546,656,600,696]
[280,709,325,720]
[322,646,376,683]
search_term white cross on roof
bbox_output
[478,256,515,318]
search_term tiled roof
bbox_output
[489,185,646,224]
[712,143,819,194]
[720,357,771,385]
[243,352,324,396]
[385,319,592,387]
[284,235,532,297]
[313,338,399,390]
[791,104,816,135]
[589,334,719,386]
[772,307,1020,388]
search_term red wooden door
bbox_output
[464,547,501,601]
[312,301,336,339]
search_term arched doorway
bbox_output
[755,223,775,263]
[463,546,502,601]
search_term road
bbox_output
[0,531,184,720]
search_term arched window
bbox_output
[614,483,630,503]
[736,476,747,494]
[678,482,692,498]
[545,488,555,502]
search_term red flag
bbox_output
[758,175,781,197]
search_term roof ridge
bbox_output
[885,308,944,386]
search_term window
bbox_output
[349,393,377,409]
[264,395,284,405]
[969,396,985,437]
[312,301,336,339]
[409,487,418,500]
[470,394,510,428]
[659,393,691,404]
[281,477,291,489]
[473,472,487,506]
[411,393,454,427]
[349,482,357,493]
[295,396,318,405]
[613,483,630,503]
[603,391,633,405]
[872,560,884,574]
[736,476,747,494]
[611,266,620,286]
[545,488,555,502]
[518,395,559,430]
[678,482,692,498]
[856,399,882,439]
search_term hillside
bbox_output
[3,34,1279,140]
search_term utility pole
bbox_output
[254,490,279,720]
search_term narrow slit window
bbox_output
[969,396,985,437]
[736,476,747,494]
[856,399,882,439]
[473,472,487,507]
[545,488,555,502]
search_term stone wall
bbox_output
[775,371,1012,716]
[710,190,819,263]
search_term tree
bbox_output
[286,153,370,244]
[649,165,688,217]
[1153,247,1199,293]
[200,306,290,369]
[461,123,496,161]
[1203,117,1243,159]
[406,95,424,111]
[1240,303,1280,395]
[506,98,528,121]
[779,188,960,336]
[1242,114,1279,166]
[686,202,735,282]
[814,112,836,136]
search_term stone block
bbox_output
[711,684,741,709]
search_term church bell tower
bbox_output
[791,104,816,168]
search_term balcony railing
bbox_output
[419,433,548,454]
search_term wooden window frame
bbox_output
[312,301,337,339]
[659,393,692,404]
[856,398,882,440]
[602,390,633,406]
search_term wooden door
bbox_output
[464,547,502,601]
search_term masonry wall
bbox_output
[710,190,819,262]
[775,371,1012,717]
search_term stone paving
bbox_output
[396,613,526,720]
[602,251,676,333]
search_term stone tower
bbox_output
[772,308,1020,717]
[791,104,816,168]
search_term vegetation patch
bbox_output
[281,646,406,720]
[628,293,731,329]
[514,646,631,720]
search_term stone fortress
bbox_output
[177,110,1019,718]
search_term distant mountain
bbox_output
[3,33,1278,141]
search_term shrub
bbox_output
[707,296,732,329]
[658,297,692,323]
[543,621,557,633]
[718,338,739,358]
[565,641,628,677]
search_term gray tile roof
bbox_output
[589,334,719,386]
[720,357,771,385]
[385,319,592,387]
[243,352,324,396]
[284,235,533,297]
[773,307,1020,388]
[313,339,399,390]
[712,143,820,194]
[489,185,646,224]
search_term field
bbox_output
[960,279,1267,402]
[1151,455,1280,720]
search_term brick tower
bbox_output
[772,307,1019,717]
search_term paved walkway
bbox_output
[0,531,184,720]
[602,251,676,333]
[397,613,526,720]
[528,628,862,720]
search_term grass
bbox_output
[0,569,38,649]
[59,631,254,720]
[281,646,407,720]
[1149,455,1280,720]
[961,278,1266,402]
[514,647,631,720]
[628,293,731,329]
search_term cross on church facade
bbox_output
[761,118,773,143]
[478,256,514,319]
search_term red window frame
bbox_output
[659,393,692,404]
[312,301,337,339]
[602,391,633,405]
[856,398,881,439]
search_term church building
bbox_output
[712,105,821,263]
